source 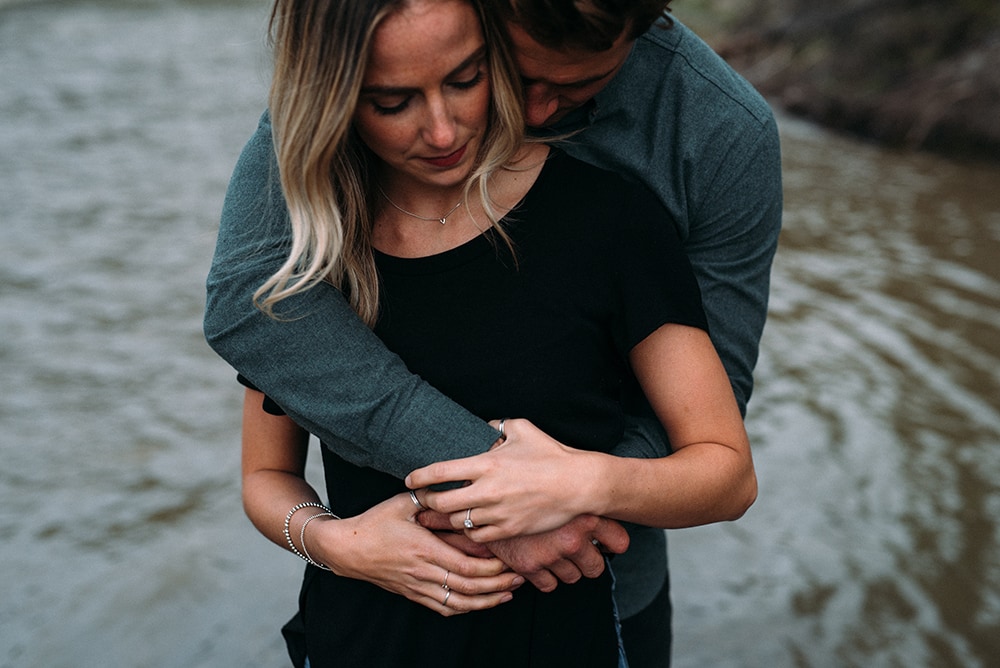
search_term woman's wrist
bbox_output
[300,511,339,568]
[283,501,340,570]
[556,448,615,521]
[579,450,630,520]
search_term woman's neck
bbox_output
[372,144,550,258]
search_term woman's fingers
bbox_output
[419,588,515,617]
[443,570,524,597]
[405,418,529,491]
[410,561,523,617]
[337,493,522,617]
[407,418,592,538]
[405,456,488,493]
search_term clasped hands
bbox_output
[406,418,629,593]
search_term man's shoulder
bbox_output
[619,18,774,128]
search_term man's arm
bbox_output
[204,114,499,476]
[684,114,783,415]
[593,114,781,457]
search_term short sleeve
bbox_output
[237,373,288,416]
[612,184,709,353]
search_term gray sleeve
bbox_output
[686,114,783,415]
[605,119,781,472]
[203,114,498,477]
[608,415,672,459]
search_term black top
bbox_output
[253,150,706,667]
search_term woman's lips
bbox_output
[421,144,467,168]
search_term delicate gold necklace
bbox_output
[378,186,463,225]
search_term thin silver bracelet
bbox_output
[284,502,331,565]
[300,511,339,570]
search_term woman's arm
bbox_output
[240,388,524,615]
[406,323,757,541]
[593,322,756,526]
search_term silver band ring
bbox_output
[464,508,475,530]
[498,418,507,441]
[443,589,452,607]
[409,490,425,510]
[442,570,450,590]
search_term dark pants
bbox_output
[619,569,672,668]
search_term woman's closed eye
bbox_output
[367,94,411,116]
[362,59,485,116]
[449,67,485,91]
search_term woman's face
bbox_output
[354,0,490,191]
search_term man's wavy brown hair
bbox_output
[497,0,672,52]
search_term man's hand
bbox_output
[418,511,629,592]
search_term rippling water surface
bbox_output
[2,2,998,666]
[671,118,1000,666]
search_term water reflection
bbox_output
[672,117,1000,667]
[1,1,998,666]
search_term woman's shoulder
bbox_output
[531,147,669,226]
[543,148,652,199]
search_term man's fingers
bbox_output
[415,509,454,531]
[591,517,630,554]
[520,568,559,593]
[435,531,497,559]
[547,558,585,585]
[566,543,607,579]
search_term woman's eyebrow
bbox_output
[361,45,487,95]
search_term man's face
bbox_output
[506,22,634,128]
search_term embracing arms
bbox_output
[207,116,630,587]
[407,322,757,542]
[205,114,669,474]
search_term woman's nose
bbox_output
[422,97,458,148]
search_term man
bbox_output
[204,1,781,665]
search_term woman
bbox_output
[237,0,755,665]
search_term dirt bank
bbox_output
[680,0,1000,161]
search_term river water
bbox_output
[1,1,998,666]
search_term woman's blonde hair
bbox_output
[256,0,526,326]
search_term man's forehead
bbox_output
[506,21,631,84]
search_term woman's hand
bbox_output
[405,419,602,542]
[308,492,524,616]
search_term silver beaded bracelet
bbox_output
[283,502,338,568]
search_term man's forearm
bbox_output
[205,114,498,477]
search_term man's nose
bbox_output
[523,84,559,128]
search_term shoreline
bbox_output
[678,1,1000,163]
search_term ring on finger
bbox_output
[443,589,452,607]
[409,490,425,510]
[464,508,475,530]
[497,418,507,441]
[442,570,450,590]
